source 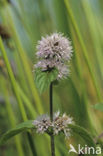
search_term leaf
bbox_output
[68,124,96,156]
[34,69,58,93]
[92,103,103,112]
[0,120,34,145]
[0,121,97,156]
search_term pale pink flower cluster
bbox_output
[33,114,51,134]
[53,111,73,138]
[34,33,73,79]
[33,111,73,138]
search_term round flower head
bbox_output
[33,114,51,134]
[34,33,73,79]
[33,112,74,138]
[53,111,73,138]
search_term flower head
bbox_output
[33,112,74,138]
[34,33,73,79]
[53,112,73,138]
[33,114,51,134]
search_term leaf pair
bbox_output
[0,120,96,156]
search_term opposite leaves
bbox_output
[0,120,96,155]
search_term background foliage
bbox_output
[0,0,103,155]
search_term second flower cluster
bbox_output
[33,111,74,138]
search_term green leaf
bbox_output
[0,120,34,145]
[68,124,96,155]
[0,121,96,156]
[92,103,103,112]
[34,69,58,93]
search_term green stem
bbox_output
[0,37,36,156]
[6,7,43,114]
[17,84,37,118]
[0,37,27,121]
[27,132,37,156]
[64,0,102,102]
[2,79,24,156]
[50,83,55,156]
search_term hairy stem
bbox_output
[50,82,55,156]
[50,83,53,121]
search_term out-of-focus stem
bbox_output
[0,37,37,156]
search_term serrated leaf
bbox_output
[92,103,103,112]
[34,69,58,93]
[68,124,96,156]
[0,120,34,145]
[0,121,96,156]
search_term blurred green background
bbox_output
[0,0,103,155]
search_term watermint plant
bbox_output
[0,33,97,156]
[33,33,73,156]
